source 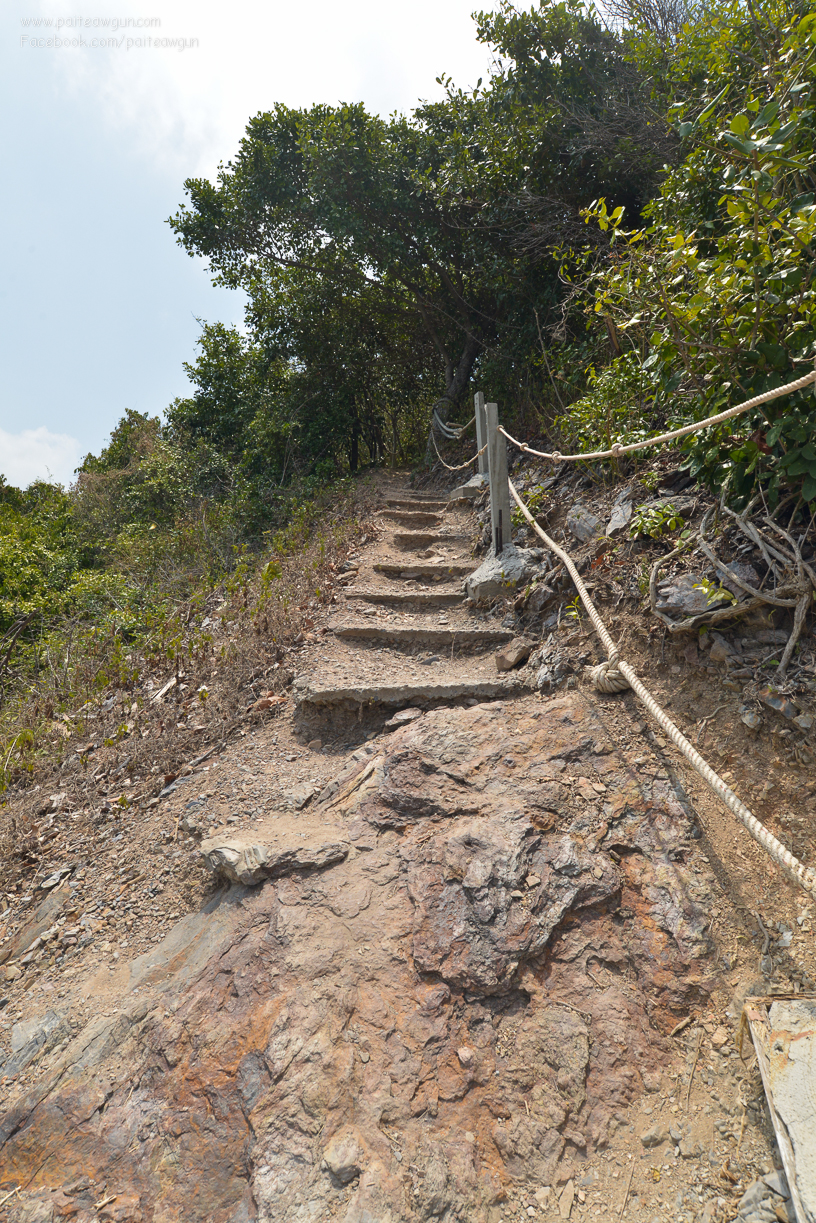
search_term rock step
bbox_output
[379,510,442,527]
[374,561,473,580]
[343,588,464,607]
[294,674,531,710]
[385,499,447,511]
[393,532,470,551]
[330,622,513,647]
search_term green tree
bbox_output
[574,0,816,504]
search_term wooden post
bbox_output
[474,391,488,475]
[486,401,511,554]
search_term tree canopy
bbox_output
[167,0,681,479]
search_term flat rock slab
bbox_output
[567,504,602,543]
[393,531,470,551]
[379,510,442,527]
[330,620,513,647]
[201,820,349,885]
[385,499,447,511]
[375,560,473,580]
[606,498,633,537]
[344,588,465,607]
[0,694,719,1223]
[293,673,531,708]
[384,707,424,729]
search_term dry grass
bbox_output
[0,477,380,887]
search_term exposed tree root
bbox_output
[648,502,813,679]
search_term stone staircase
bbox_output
[293,477,533,719]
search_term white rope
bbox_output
[430,431,488,472]
[433,410,476,440]
[508,476,816,897]
[500,366,816,463]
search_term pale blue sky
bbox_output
[1,0,493,486]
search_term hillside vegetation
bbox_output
[2,0,816,790]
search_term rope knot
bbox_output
[590,656,629,694]
[611,443,624,458]
[551,451,563,464]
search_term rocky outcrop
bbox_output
[464,546,542,602]
[0,694,717,1223]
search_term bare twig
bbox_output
[686,1028,703,1110]
[696,704,729,746]
[778,591,810,678]
[618,1165,635,1221]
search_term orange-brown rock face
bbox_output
[0,695,716,1222]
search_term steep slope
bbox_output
[0,474,795,1223]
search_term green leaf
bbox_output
[697,85,731,125]
[722,133,756,155]
[773,120,799,142]
[757,99,780,126]
[756,342,788,369]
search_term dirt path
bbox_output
[0,470,807,1223]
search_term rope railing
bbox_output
[430,432,488,473]
[499,366,816,464]
[508,475,816,897]
[433,410,475,440]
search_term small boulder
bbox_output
[322,1127,367,1184]
[567,505,601,543]
[710,1025,730,1051]
[640,1124,669,1148]
[200,836,348,885]
[717,559,760,595]
[464,545,539,602]
[448,473,488,502]
[384,708,423,731]
[758,687,798,720]
[525,582,556,616]
[737,1180,773,1214]
[606,496,633,537]
[709,633,734,664]
[655,574,712,617]
[558,1179,575,1219]
[284,783,315,811]
[496,637,535,672]
[762,1170,789,1197]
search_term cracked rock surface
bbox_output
[0,693,716,1222]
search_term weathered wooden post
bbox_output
[474,391,489,476]
[486,401,511,554]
